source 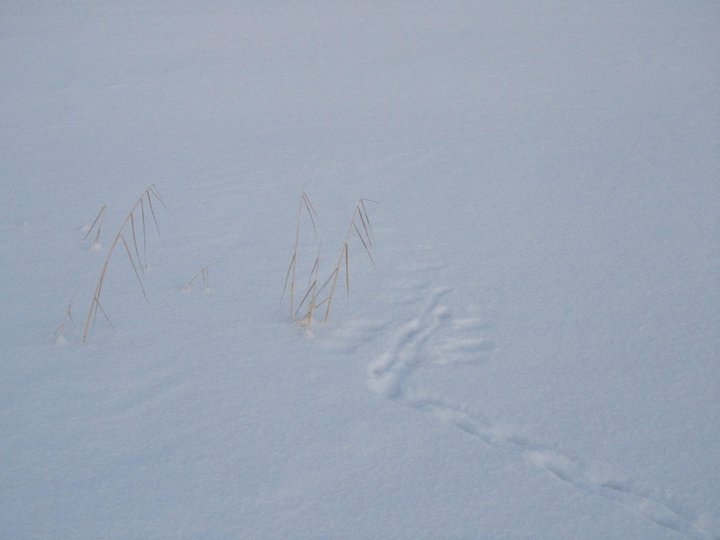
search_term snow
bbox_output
[1,2,719,538]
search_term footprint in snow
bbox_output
[367,274,716,540]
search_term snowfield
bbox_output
[2,2,719,539]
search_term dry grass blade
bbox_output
[301,192,318,233]
[84,254,112,340]
[352,221,376,268]
[281,253,297,303]
[149,184,173,216]
[356,207,372,247]
[140,198,147,260]
[344,243,351,295]
[65,305,75,327]
[289,251,298,317]
[295,254,320,318]
[317,267,337,297]
[129,212,143,270]
[307,254,320,288]
[359,198,377,233]
[52,322,66,341]
[307,283,318,332]
[95,298,114,329]
[315,267,335,321]
[298,253,322,334]
[294,279,316,319]
[83,204,106,248]
[184,261,223,291]
[119,233,148,302]
[53,297,76,341]
[146,190,161,235]
[64,294,76,326]
[322,248,344,322]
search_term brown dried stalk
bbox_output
[282,192,318,318]
[295,252,321,335]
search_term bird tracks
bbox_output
[326,255,716,539]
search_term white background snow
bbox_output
[1,2,719,538]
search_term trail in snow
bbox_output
[364,267,717,540]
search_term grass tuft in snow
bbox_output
[183,262,222,293]
[283,194,377,334]
[80,185,170,342]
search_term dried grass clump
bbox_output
[81,185,170,342]
[283,193,376,334]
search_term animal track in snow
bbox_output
[321,319,388,354]
[427,316,496,366]
[368,287,452,398]
[367,274,717,540]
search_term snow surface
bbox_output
[2,2,719,539]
